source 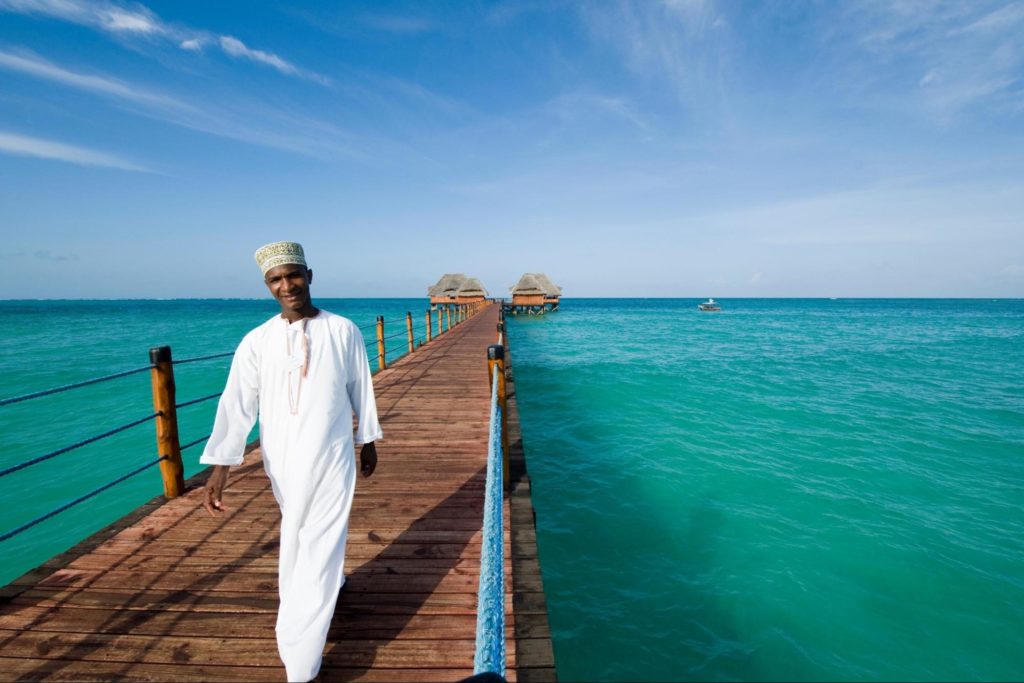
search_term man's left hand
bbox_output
[360,442,377,477]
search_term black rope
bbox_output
[176,392,222,409]
[0,412,159,479]
[0,456,168,544]
[180,434,211,451]
[0,365,153,408]
[172,351,233,365]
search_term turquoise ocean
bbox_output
[508,299,1024,681]
[2,298,1023,681]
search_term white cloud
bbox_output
[0,49,193,112]
[578,0,731,105]
[0,0,329,83]
[0,49,372,159]
[219,35,297,77]
[831,1,1024,120]
[102,7,162,34]
[0,130,151,171]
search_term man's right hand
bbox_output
[203,465,230,516]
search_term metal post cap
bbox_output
[149,346,172,364]
[487,344,505,360]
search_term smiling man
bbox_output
[199,240,382,682]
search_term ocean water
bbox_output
[3,298,1023,682]
[508,299,1024,682]
[0,298,435,586]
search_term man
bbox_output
[200,241,382,682]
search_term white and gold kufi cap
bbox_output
[254,241,307,275]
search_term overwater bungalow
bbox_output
[533,273,562,310]
[509,272,561,314]
[456,277,489,304]
[428,273,489,308]
[428,273,468,306]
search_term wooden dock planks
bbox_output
[0,303,555,682]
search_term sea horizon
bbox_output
[2,295,1022,302]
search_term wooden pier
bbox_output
[0,304,554,682]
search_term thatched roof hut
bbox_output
[532,273,562,300]
[510,273,545,296]
[511,272,561,308]
[428,273,467,303]
[456,277,488,302]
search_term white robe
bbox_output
[200,310,383,682]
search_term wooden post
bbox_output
[437,308,442,336]
[406,311,414,354]
[497,321,504,345]
[376,316,386,371]
[446,305,451,331]
[426,309,433,342]
[149,346,184,499]
[487,344,510,486]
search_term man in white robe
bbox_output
[199,241,382,682]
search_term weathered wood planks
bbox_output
[0,303,555,682]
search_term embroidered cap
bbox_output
[254,241,307,275]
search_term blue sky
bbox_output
[1,0,1022,298]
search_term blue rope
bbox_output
[176,392,222,409]
[180,434,211,451]
[171,351,233,365]
[0,412,159,479]
[0,456,168,543]
[474,365,506,676]
[0,365,153,408]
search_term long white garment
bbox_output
[200,310,383,682]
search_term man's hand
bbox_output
[203,465,230,516]
[360,442,377,478]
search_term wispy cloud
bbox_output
[0,130,151,171]
[0,49,367,159]
[0,49,193,112]
[827,1,1024,121]
[543,90,649,130]
[0,0,330,84]
[217,35,314,81]
[578,0,731,104]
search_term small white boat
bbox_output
[698,298,721,312]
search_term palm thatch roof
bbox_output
[510,273,560,296]
[427,273,468,297]
[457,277,488,297]
[532,273,562,297]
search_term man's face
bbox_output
[264,263,313,313]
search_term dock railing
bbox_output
[0,301,489,547]
[475,347,508,678]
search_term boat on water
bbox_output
[698,298,721,312]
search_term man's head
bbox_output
[254,241,315,318]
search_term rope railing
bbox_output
[0,364,154,408]
[0,411,160,479]
[474,362,506,677]
[180,434,211,451]
[0,456,169,544]
[171,351,234,365]
[0,301,491,548]
[176,392,222,410]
